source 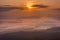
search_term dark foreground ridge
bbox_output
[0,27,60,40]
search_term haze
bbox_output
[0,0,60,8]
[0,0,60,40]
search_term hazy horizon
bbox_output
[0,0,60,40]
[0,0,60,8]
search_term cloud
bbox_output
[0,27,60,40]
[47,10,60,20]
[46,27,60,32]
[0,5,49,12]
[31,5,48,8]
[53,8,60,11]
[0,6,25,12]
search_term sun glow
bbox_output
[26,4,32,8]
[25,1,36,9]
[26,1,34,9]
[28,6,32,8]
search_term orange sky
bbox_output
[0,0,60,8]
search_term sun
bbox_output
[26,3,32,9]
[28,6,32,8]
